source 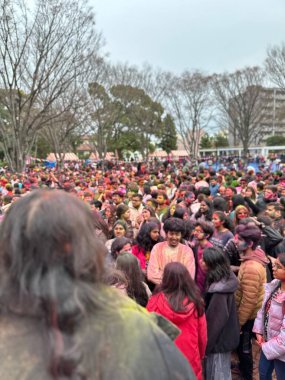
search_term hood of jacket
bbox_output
[207,271,239,294]
[152,292,197,324]
[240,246,270,266]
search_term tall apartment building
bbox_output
[228,87,285,146]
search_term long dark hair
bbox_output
[102,204,117,236]
[195,198,213,221]
[212,211,234,232]
[116,204,129,220]
[112,219,128,237]
[142,205,156,218]
[212,196,228,213]
[92,209,110,241]
[116,253,148,307]
[270,253,285,295]
[135,221,163,253]
[110,237,132,260]
[232,194,246,209]
[203,247,231,286]
[156,262,204,316]
[0,190,107,379]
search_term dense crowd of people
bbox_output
[0,157,285,380]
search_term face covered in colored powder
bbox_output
[212,213,223,229]
[166,231,182,247]
[236,207,249,220]
[234,234,250,252]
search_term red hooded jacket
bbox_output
[147,292,207,380]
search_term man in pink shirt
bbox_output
[147,218,195,284]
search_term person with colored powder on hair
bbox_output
[147,218,195,285]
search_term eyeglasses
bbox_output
[193,229,204,234]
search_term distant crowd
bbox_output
[0,158,285,379]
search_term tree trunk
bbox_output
[242,140,249,165]
[4,136,28,173]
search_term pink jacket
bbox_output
[147,241,195,284]
[253,279,285,362]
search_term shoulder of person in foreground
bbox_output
[84,287,196,380]
[0,286,195,380]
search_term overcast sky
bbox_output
[91,0,285,74]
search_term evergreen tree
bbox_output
[200,133,213,149]
[159,114,177,153]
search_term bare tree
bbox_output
[43,55,107,163]
[42,89,88,165]
[87,81,121,159]
[105,61,171,103]
[265,44,285,127]
[0,0,103,171]
[265,43,285,90]
[165,71,213,158]
[211,66,267,155]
